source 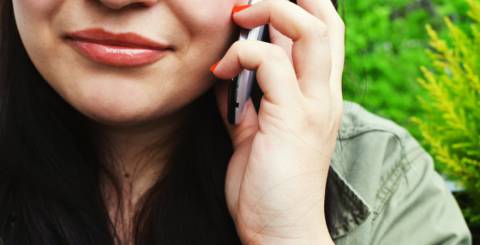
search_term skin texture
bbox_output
[13,0,344,244]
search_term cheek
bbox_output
[13,0,63,50]
[12,0,71,108]
[13,0,62,20]
[168,0,242,68]
[170,0,235,33]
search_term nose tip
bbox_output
[98,0,157,10]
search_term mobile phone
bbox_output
[227,0,269,124]
[227,0,298,124]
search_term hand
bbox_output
[211,0,344,244]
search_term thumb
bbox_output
[214,80,259,148]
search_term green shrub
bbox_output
[342,0,470,139]
[411,0,480,225]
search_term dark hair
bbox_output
[0,1,337,244]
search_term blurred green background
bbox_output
[340,0,479,236]
[340,0,469,140]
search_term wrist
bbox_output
[242,227,334,245]
[245,236,334,245]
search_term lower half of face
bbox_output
[12,0,240,127]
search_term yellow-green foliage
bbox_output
[412,0,480,225]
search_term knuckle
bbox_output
[230,40,253,65]
[265,0,279,10]
[233,40,257,59]
[305,18,329,40]
[231,40,245,52]
[262,0,278,15]
[298,98,344,143]
[268,44,288,60]
[306,98,331,121]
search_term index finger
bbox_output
[232,0,333,98]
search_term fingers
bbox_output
[233,0,325,42]
[232,0,332,99]
[268,24,293,64]
[211,40,302,109]
[296,0,345,97]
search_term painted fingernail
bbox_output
[210,62,219,73]
[232,4,251,15]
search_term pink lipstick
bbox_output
[65,28,172,67]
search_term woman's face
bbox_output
[13,0,243,126]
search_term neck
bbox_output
[91,103,192,205]
[88,104,192,242]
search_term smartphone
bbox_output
[227,0,297,124]
[227,0,269,124]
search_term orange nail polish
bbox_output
[232,4,251,15]
[210,62,219,73]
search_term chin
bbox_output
[82,106,154,127]
[67,93,150,124]
[74,94,193,130]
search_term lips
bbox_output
[65,28,172,67]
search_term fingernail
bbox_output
[232,4,251,15]
[210,62,219,73]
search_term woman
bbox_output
[0,0,471,244]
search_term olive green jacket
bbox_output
[325,101,472,245]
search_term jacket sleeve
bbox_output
[369,139,472,245]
